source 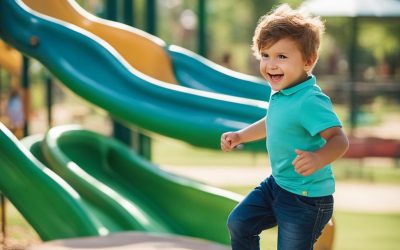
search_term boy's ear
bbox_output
[304,52,318,72]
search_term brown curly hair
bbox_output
[252,4,325,63]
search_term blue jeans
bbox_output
[227,176,333,250]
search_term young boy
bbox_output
[220,4,349,250]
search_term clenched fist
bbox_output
[220,132,241,152]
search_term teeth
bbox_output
[268,74,283,82]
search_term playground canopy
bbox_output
[300,0,400,133]
[300,0,400,17]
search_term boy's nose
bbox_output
[268,62,278,70]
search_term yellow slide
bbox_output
[0,39,22,77]
[21,0,271,102]
[22,0,177,84]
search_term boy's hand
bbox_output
[220,132,241,152]
[292,149,323,176]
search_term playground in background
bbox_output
[6,0,388,249]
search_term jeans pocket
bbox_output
[315,195,334,211]
[312,203,334,244]
[294,194,334,211]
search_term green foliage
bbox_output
[277,0,303,8]
[359,21,400,63]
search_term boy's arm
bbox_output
[292,126,349,176]
[238,117,267,143]
[221,117,266,152]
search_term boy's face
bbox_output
[259,38,314,92]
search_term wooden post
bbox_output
[1,193,6,246]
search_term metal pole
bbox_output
[46,75,53,128]
[105,0,117,21]
[198,0,207,57]
[146,0,156,35]
[1,192,6,246]
[135,0,159,160]
[349,17,358,135]
[21,56,29,137]
[112,121,132,146]
[105,0,133,147]
[123,0,135,26]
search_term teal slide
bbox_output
[167,45,270,101]
[0,0,267,150]
[0,0,266,244]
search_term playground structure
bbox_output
[1,0,269,150]
[0,0,335,249]
[345,137,400,160]
[0,40,22,121]
[21,0,269,102]
[0,123,240,245]
[0,40,22,78]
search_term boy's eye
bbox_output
[261,53,269,59]
[278,54,287,59]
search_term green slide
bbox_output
[0,123,106,241]
[0,0,259,244]
[0,123,240,243]
[0,0,267,150]
[31,125,241,244]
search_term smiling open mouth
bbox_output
[268,73,284,82]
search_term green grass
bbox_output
[334,212,400,250]
[223,186,400,250]
[256,212,400,250]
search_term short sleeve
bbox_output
[300,93,342,136]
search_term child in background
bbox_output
[221,4,349,250]
[6,87,25,138]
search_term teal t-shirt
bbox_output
[266,75,342,197]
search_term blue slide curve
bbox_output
[0,0,268,150]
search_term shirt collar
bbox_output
[278,75,316,96]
